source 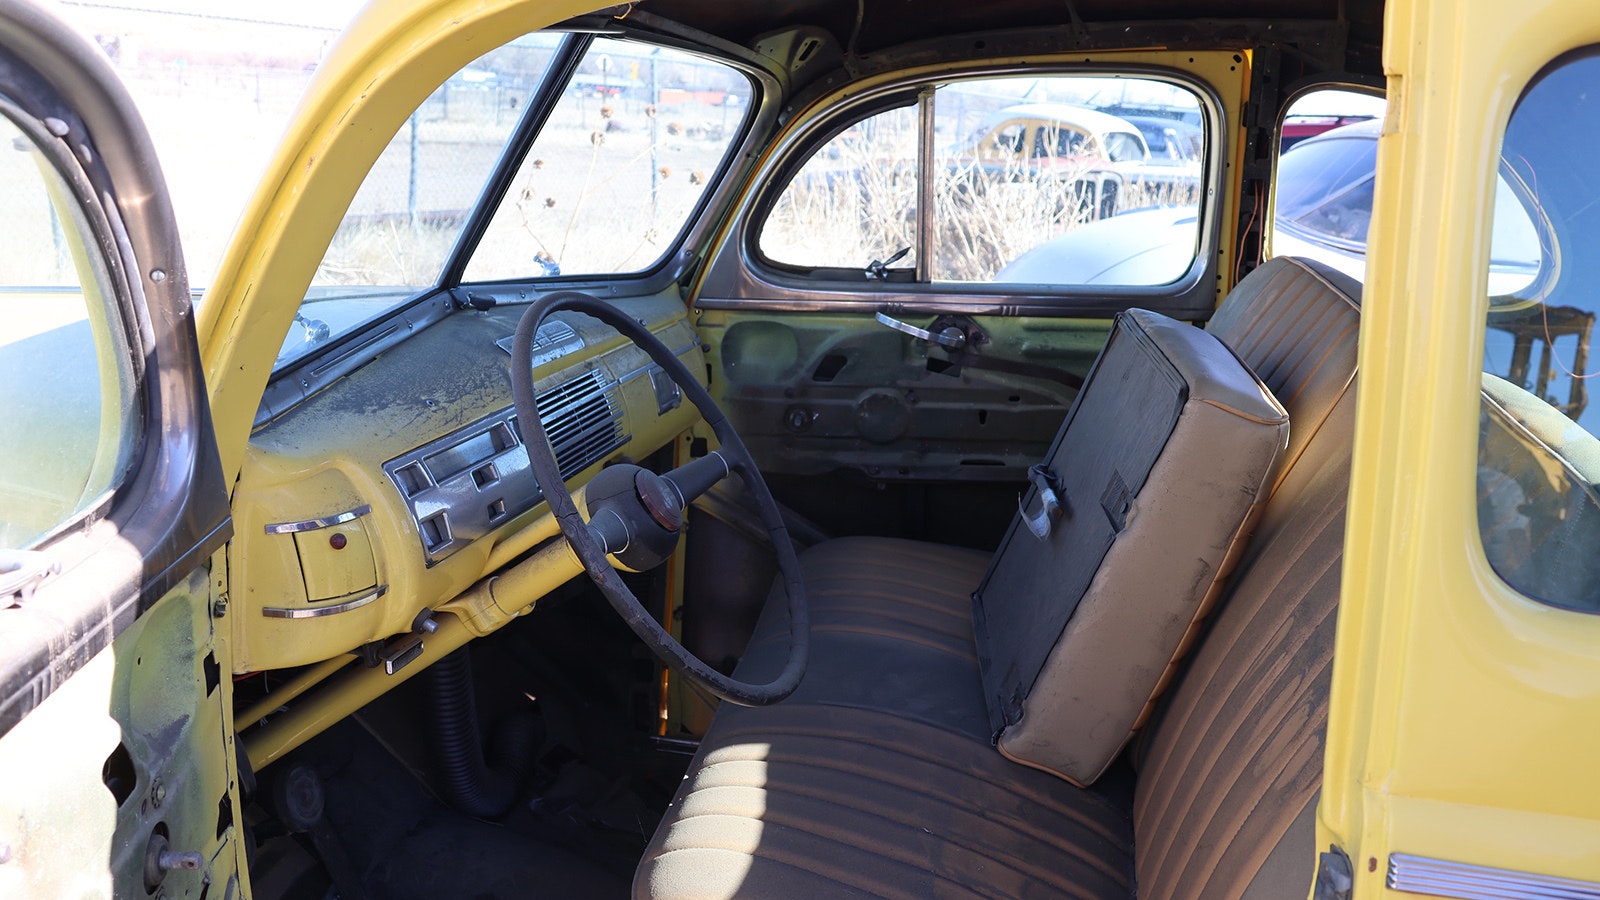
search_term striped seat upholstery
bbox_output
[636,257,1361,899]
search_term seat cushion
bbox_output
[638,537,1134,898]
[734,536,993,741]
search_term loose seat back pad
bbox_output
[974,310,1288,786]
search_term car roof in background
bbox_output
[981,102,1145,136]
[1296,116,1384,145]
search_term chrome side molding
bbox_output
[1388,852,1600,899]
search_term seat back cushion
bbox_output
[1205,256,1361,495]
[1132,386,1352,899]
[1131,256,1362,898]
[973,308,1289,786]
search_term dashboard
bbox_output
[225,292,704,673]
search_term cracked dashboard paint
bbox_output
[226,293,703,672]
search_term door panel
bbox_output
[0,3,233,895]
[1327,0,1600,891]
[0,569,242,899]
[700,309,1099,479]
[692,52,1246,543]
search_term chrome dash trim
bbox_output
[1388,853,1600,899]
[262,585,387,619]
[264,505,373,535]
[265,506,374,531]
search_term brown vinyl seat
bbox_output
[636,257,1362,899]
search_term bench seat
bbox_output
[638,258,1362,899]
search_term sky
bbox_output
[58,0,368,31]
[45,0,375,285]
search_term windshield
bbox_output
[276,33,755,374]
[275,33,563,371]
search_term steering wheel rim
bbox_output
[509,291,808,707]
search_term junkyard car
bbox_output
[1,0,1598,898]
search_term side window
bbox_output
[1268,88,1386,281]
[757,104,919,273]
[756,74,1206,288]
[464,39,755,282]
[1269,87,1540,289]
[0,107,138,549]
[1476,51,1600,613]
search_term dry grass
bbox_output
[762,126,1202,281]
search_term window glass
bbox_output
[1476,52,1600,613]
[283,33,563,370]
[935,79,1199,284]
[757,104,919,273]
[0,109,138,549]
[1275,135,1376,221]
[1269,88,1541,294]
[1267,89,1386,282]
[758,74,1205,288]
[464,39,754,282]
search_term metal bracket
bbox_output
[0,550,60,606]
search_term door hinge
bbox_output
[0,550,60,607]
[1314,845,1354,900]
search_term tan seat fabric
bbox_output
[1205,256,1360,492]
[976,310,1289,785]
[1131,388,1353,899]
[637,258,1362,898]
[638,539,1133,899]
[735,537,993,740]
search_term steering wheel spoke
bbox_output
[509,292,808,707]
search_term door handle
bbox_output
[875,311,967,350]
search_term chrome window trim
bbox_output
[700,60,1227,319]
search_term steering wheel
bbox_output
[509,291,808,707]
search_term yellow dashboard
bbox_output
[225,292,703,673]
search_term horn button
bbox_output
[635,469,683,532]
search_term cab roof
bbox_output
[634,0,1385,70]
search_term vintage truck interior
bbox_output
[219,1,1380,892]
[11,0,1600,896]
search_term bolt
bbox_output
[158,850,203,871]
[212,596,228,619]
[150,778,166,808]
